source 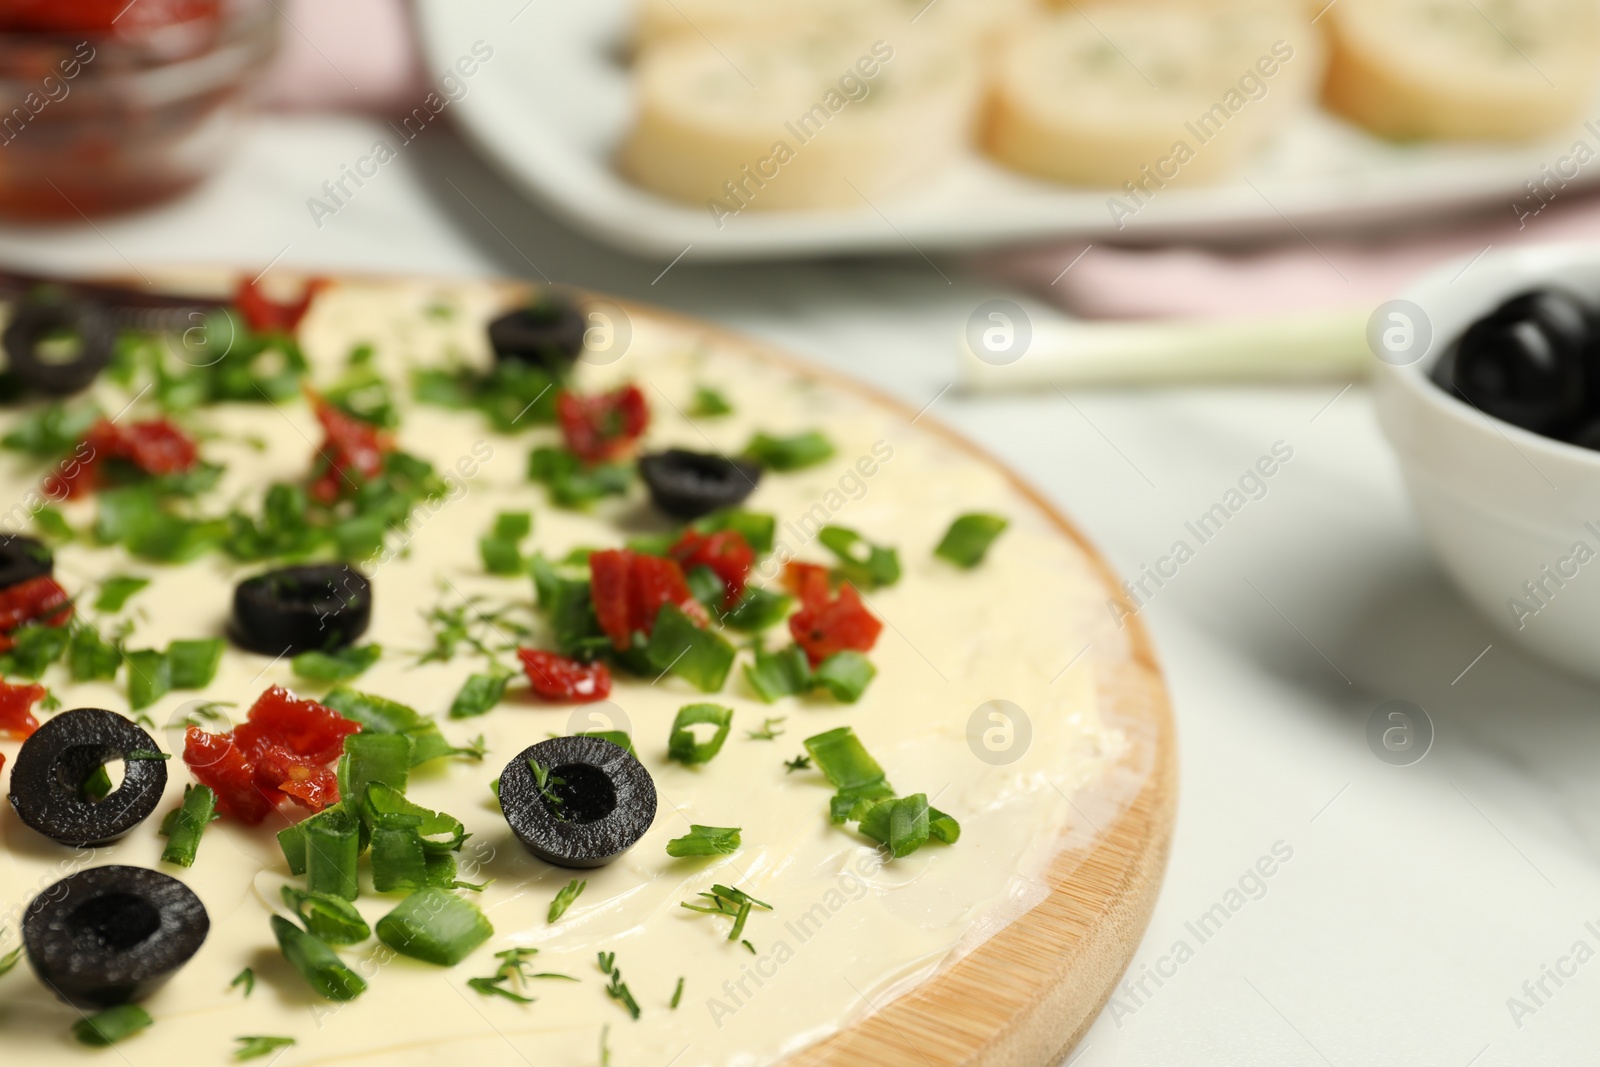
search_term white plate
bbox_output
[416,0,1600,261]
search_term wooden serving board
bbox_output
[618,298,1180,1067]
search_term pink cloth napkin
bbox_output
[258,0,427,114]
[980,188,1600,321]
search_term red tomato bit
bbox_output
[183,686,359,823]
[589,548,707,650]
[789,578,883,667]
[234,276,328,335]
[48,417,200,499]
[557,384,650,463]
[518,648,613,703]
[670,529,754,608]
[0,576,73,651]
[306,390,393,504]
[783,561,833,610]
[0,678,48,739]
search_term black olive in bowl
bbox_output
[23,865,209,1009]
[1449,288,1592,435]
[499,735,656,869]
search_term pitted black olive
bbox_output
[3,289,115,396]
[23,865,209,1008]
[488,293,587,373]
[500,736,656,869]
[7,709,168,847]
[1451,288,1592,434]
[232,563,371,656]
[639,449,761,520]
[0,533,52,589]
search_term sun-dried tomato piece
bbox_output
[588,548,705,649]
[631,552,708,632]
[783,561,833,611]
[234,276,327,334]
[306,390,393,504]
[0,576,72,646]
[255,746,341,813]
[183,727,276,824]
[589,549,635,650]
[234,685,361,766]
[790,582,883,666]
[0,678,47,739]
[518,648,613,703]
[557,384,650,463]
[50,417,200,499]
[670,529,754,608]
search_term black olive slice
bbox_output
[7,709,168,847]
[500,736,656,869]
[23,865,209,1009]
[0,533,52,589]
[487,294,587,373]
[4,289,115,396]
[232,563,371,656]
[639,449,761,520]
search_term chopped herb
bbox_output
[376,887,494,966]
[528,757,566,813]
[528,445,632,509]
[469,945,575,1002]
[671,976,685,1009]
[719,585,792,632]
[158,784,218,867]
[93,575,150,613]
[125,648,172,710]
[667,703,734,765]
[743,430,834,471]
[281,886,370,945]
[0,945,21,977]
[784,755,812,773]
[468,976,534,1004]
[176,699,234,729]
[681,884,772,943]
[598,952,641,1020]
[230,968,254,996]
[935,513,1009,568]
[742,939,756,955]
[412,359,559,432]
[324,687,481,765]
[0,622,69,679]
[574,729,636,756]
[233,1036,296,1061]
[33,505,73,541]
[548,878,586,922]
[1,400,100,456]
[480,511,533,575]
[745,716,785,740]
[600,1024,612,1066]
[292,643,382,683]
[818,525,900,589]
[271,915,367,1001]
[448,669,511,719]
[647,604,735,692]
[168,638,224,689]
[71,1004,152,1047]
[665,825,742,858]
[688,385,733,418]
[69,627,123,686]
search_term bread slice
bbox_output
[1321,0,1600,141]
[983,2,1324,188]
[619,26,980,213]
[633,0,1036,50]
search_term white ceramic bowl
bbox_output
[1375,242,1600,678]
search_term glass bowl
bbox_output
[0,0,279,220]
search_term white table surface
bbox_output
[3,115,1597,1067]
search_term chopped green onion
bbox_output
[276,802,356,877]
[168,638,224,689]
[803,727,889,794]
[362,782,468,854]
[376,887,494,966]
[324,687,479,765]
[33,505,73,541]
[69,624,121,682]
[935,513,1009,568]
[339,732,412,803]
[271,915,367,1001]
[281,886,371,945]
[158,784,218,868]
[720,586,792,631]
[93,575,149,613]
[665,825,742,858]
[493,511,533,541]
[548,878,586,922]
[743,646,810,703]
[2,400,100,455]
[811,651,876,703]
[71,1004,152,1046]
[647,605,735,692]
[125,648,172,711]
[230,967,254,996]
[688,385,732,418]
[448,671,509,719]
[0,623,70,679]
[234,1036,296,1061]
[684,565,724,611]
[370,812,429,893]
[528,446,632,508]
[292,643,382,683]
[818,526,900,589]
[479,537,524,575]
[667,703,733,765]
[305,806,360,901]
[928,807,962,844]
[743,431,834,471]
[857,794,930,858]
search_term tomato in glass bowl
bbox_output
[0,0,278,219]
